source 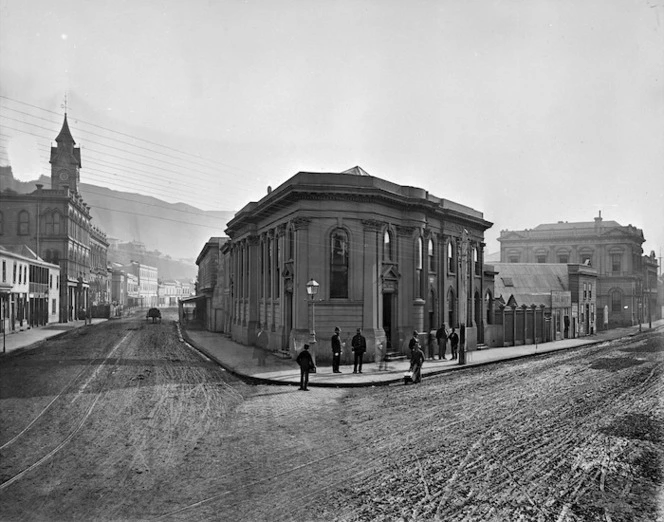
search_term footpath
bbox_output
[180,319,664,388]
[2,314,662,388]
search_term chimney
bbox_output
[594,210,603,231]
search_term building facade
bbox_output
[0,114,108,322]
[217,167,492,363]
[195,237,228,331]
[490,263,598,347]
[123,261,158,307]
[0,245,60,333]
[498,212,660,329]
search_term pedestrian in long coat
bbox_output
[409,343,425,383]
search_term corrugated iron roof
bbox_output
[493,263,570,307]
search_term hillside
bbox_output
[0,167,235,278]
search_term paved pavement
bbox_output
[180,319,664,388]
[2,312,661,388]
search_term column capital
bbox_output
[291,217,311,231]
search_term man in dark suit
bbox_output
[331,326,342,373]
[351,328,367,373]
[296,344,314,391]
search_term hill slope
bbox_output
[0,169,234,261]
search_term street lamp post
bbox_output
[306,278,319,345]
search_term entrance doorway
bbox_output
[284,290,293,350]
[382,293,393,350]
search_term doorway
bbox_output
[382,292,393,350]
[284,290,293,350]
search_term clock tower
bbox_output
[50,113,82,192]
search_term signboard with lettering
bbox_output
[551,291,572,308]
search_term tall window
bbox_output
[267,237,272,298]
[415,237,423,298]
[474,247,480,276]
[330,229,349,298]
[611,290,622,312]
[288,227,294,260]
[447,241,455,273]
[536,255,546,263]
[427,238,435,272]
[383,230,392,261]
[18,210,30,235]
[52,212,61,235]
[275,236,280,298]
[485,291,494,325]
[611,254,622,274]
[447,288,456,327]
[558,254,569,264]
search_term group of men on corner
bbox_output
[432,324,460,361]
[296,326,368,391]
[332,326,367,374]
[296,324,462,390]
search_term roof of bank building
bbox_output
[227,166,492,232]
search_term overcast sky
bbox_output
[1,0,662,257]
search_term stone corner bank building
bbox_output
[220,167,493,364]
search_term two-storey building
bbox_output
[498,212,660,328]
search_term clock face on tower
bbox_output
[58,169,70,182]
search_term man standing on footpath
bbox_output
[436,323,448,360]
[449,327,459,360]
[331,326,343,373]
[351,328,367,374]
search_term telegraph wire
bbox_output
[1,113,252,202]
[6,125,230,205]
[0,95,258,175]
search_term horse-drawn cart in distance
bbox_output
[146,307,162,323]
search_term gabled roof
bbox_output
[493,263,570,308]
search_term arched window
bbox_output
[447,241,456,273]
[428,238,435,272]
[474,246,481,276]
[611,289,622,312]
[415,237,423,298]
[330,229,349,298]
[485,291,494,324]
[474,290,481,327]
[447,288,456,327]
[18,210,30,235]
[383,229,392,261]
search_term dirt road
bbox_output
[0,313,661,521]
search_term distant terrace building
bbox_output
[123,261,158,307]
[215,167,493,363]
[191,237,228,331]
[498,212,660,329]
[0,245,60,332]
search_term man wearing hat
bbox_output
[331,327,342,373]
[408,330,420,351]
